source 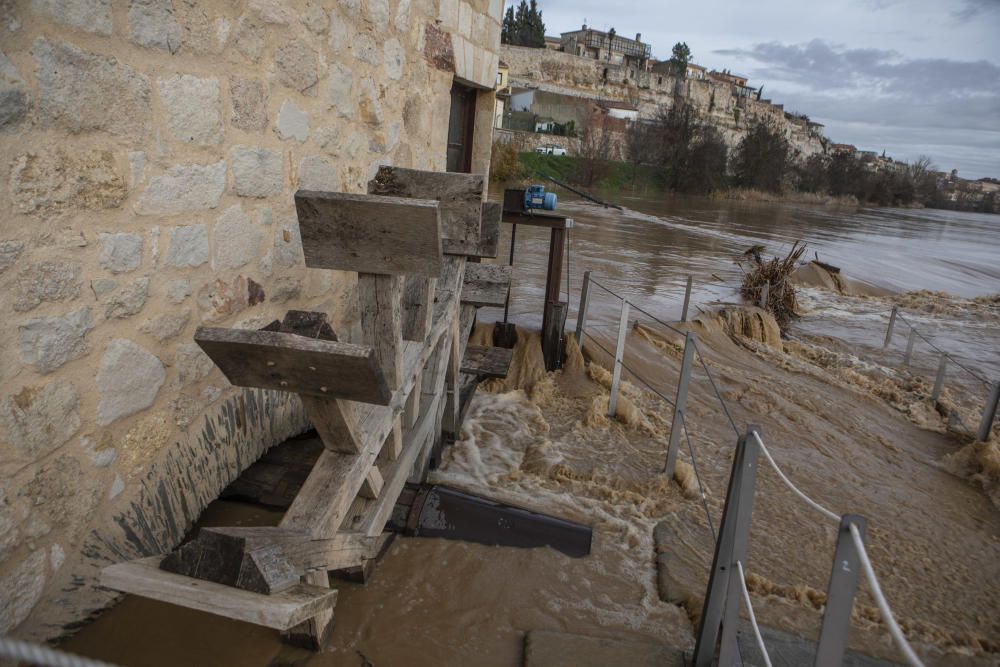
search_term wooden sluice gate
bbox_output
[100,167,519,649]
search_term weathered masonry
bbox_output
[0,0,503,642]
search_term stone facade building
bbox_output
[0,0,502,641]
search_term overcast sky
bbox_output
[528,0,1000,178]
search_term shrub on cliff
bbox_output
[489,140,524,182]
[731,121,790,193]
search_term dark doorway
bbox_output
[446,82,477,173]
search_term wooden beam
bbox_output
[101,557,338,631]
[359,272,404,457]
[295,190,443,277]
[300,397,361,453]
[283,570,334,650]
[367,166,484,256]
[477,202,501,259]
[461,263,511,308]
[461,345,513,379]
[401,275,437,342]
[198,527,386,572]
[359,466,384,499]
[194,327,391,405]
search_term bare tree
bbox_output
[575,113,614,187]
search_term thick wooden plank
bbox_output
[101,557,337,631]
[359,466,384,499]
[401,275,436,342]
[283,570,333,650]
[461,345,513,379]
[295,190,443,277]
[201,527,385,572]
[461,263,511,308]
[368,166,484,256]
[477,202,501,259]
[300,397,362,453]
[359,272,404,456]
[195,327,391,405]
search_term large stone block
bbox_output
[326,63,355,119]
[276,100,309,141]
[13,261,82,312]
[0,241,24,274]
[136,161,226,214]
[99,232,143,274]
[0,549,47,634]
[10,150,127,213]
[101,276,150,319]
[19,307,94,373]
[230,146,283,197]
[128,0,182,52]
[230,76,268,131]
[275,41,319,93]
[32,38,151,136]
[383,37,405,80]
[365,0,390,30]
[0,52,30,132]
[273,218,304,268]
[299,4,329,33]
[141,310,191,342]
[0,381,80,461]
[96,339,166,425]
[30,0,112,35]
[213,205,263,270]
[297,155,338,192]
[159,74,223,145]
[353,33,380,66]
[164,224,209,267]
[174,342,215,386]
[357,78,383,126]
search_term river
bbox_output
[63,196,1000,666]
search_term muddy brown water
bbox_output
[63,196,1000,666]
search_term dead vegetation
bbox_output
[739,241,806,329]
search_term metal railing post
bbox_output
[681,275,693,323]
[575,271,592,348]
[759,282,770,309]
[607,299,630,418]
[977,381,1000,442]
[883,306,898,349]
[693,425,761,667]
[903,328,917,367]
[814,514,868,667]
[665,332,696,477]
[931,354,947,403]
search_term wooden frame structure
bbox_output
[101,167,512,650]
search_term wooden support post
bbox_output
[359,467,384,499]
[444,316,462,435]
[607,299,630,418]
[359,273,404,459]
[903,328,917,367]
[931,354,947,403]
[283,569,335,650]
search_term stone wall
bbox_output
[0,0,502,641]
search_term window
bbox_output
[446,83,477,173]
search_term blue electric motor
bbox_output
[524,184,557,211]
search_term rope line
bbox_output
[849,524,927,667]
[627,301,685,335]
[736,561,773,667]
[894,312,990,387]
[580,331,675,407]
[0,637,119,667]
[679,410,717,542]
[752,432,840,523]
[692,339,741,437]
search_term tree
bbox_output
[731,122,790,192]
[501,0,545,48]
[576,113,614,187]
[625,120,655,187]
[668,42,691,77]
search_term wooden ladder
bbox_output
[101,167,507,649]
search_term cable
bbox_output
[588,277,624,299]
[692,339,741,437]
[752,432,840,523]
[849,524,927,667]
[580,331,675,407]
[894,313,990,388]
[0,637,118,667]
[628,301,684,336]
[736,561,773,667]
[679,410,716,542]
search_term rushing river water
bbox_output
[63,196,1000,667]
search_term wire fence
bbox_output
[571,271,963,667]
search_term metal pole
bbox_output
[814,514,868,667]
[501,223,517,325]
[931,354,947,403]
[575,270,592,347]
[607,299,630,418]
[977,381,1000,442]
[681,275,693,323]
[903,328,917,367]
[693,425,761,667]
[665,332,696,477]
[883,306,898,349]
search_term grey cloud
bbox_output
[951,0,1000,21]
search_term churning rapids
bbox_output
[65,197,999,666]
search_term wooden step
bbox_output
[461,345,513,379]
[101,557,337,631]
[367,166,485,256]
[194,326,392,405]
[461,263,511,308]
[295,190,443,277]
